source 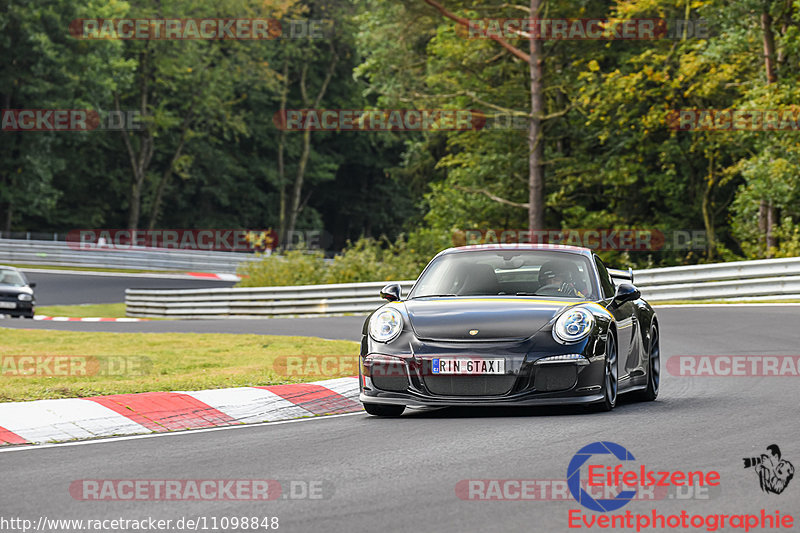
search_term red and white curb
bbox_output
[186,272,240,281]
[20,267,240,282]
[0,377,360,446]
[33,316,147,322]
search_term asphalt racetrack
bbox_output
[21,269,237,305]
[1,305,798,532]
[0,313,364,340]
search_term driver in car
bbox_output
[537,261,585,297]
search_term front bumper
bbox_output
[359,391,605,408]
[0,301,34,317]
[360,333,609,407]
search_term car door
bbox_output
[593,255,634,383]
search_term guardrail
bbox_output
[125,256,800,318]
[0,238,259,273]
[634,256,800,301]
[126,281,418,318]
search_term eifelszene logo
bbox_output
[743,445,795,494]
[567,441,638,512]
[567,441,721,512]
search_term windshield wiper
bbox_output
[411,294,458,299]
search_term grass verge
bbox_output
[0,329,359,402]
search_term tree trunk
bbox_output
[147,112,192,230]
[278,144,287,247]
[285,128,312,244]
[3,203,12,234]
[758,200,769,254]
[283,48,338,246]
[128,178,143,231]
[121,49,153,232]
[760,9,778,256]
[277,59,289,249]
[528,0,545,232]
[701,155,717,260]
[2,93,14,234]
[147,141,184,230]
[761,11,778,83]
[766,201,776,255]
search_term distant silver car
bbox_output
[0,266,36,318]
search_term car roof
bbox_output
[440,243,595,258]
[0,265,21,271]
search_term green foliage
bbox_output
[238,249,328,287]
[354,0,800,268]
[771,218,800,258]
[237,229,452,286]
[4,0,800,276]
[0,0,133,226]
[1,0,416,245]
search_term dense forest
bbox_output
[2,0,799,271]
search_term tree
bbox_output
[112,0,297,231]
[421,0,547,232]
[0,0,131,232]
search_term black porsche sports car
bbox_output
[359,244,659,416]
[0,265,36,318]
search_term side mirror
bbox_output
[28,282,36,288]
[611,282,640,308]
[380,283,401,302]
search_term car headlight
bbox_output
[553,307,594,343]
[17,294,32,302]
[369,308,403,343]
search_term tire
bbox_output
[593,332,618,412]
[363,403,405,417]
[635,324,660,402]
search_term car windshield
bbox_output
[409,250,596,299]
[0,269,27,287]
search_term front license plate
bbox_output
[0,301,16,309]
[432,358,505,375]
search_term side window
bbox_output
[594,256,616,299]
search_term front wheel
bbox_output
[363,403,405,417]
[593,332,618,412]
[635,325,660,402]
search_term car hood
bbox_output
[0,286,32,296]
[403,297,585,342]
